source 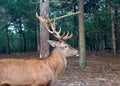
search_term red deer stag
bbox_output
[0,12,79,86]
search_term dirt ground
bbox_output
[0,52,120,86]
[56,52,120,86]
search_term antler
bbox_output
[53,27,73,42]
[36,12,73,42]
[36,12,55,34]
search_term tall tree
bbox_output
[110,3,117,58]
[5,25,10,54]
[17,18,26,53]
[79,0,86,68]
[73,0,79,48]
[39,0,49,58]
[114,2,119,53]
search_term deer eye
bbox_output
[64,45,67,48]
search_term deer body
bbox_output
[0,12,79,86]
[0,41,79,86]
[0,59,54,86]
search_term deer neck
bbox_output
[56,48,67,68]
[49,48,67,77]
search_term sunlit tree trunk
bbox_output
[79,0,86,68]
[39,0,49,58]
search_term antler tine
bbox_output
[49,27,64,42]
[36,12,44,22]
[43,13,56,34]
[47,18,56,34]
[65,31,69,37]
[62,32,73,41]
[58,27,61,34]
[53,20,56,27]
[61,31,66,37]
[43,11,49,19]
[53,28,62,40]
[53,27,73,41]
[36,12,55,34]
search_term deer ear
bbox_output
[47,40,59,47]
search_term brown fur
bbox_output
[0,41,79,86]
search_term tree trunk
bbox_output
[114,6,118,53]
[23,32,26,52]
[73,2,79,48]
[110,6,117,58]
[36,16,40,55]
[19,30,23,53]
[39,0,49,58]
[18,19,23,53]
[18,19,26,53]
[6,26,10,54]
[35,3,40,55]
[79,0,86,68]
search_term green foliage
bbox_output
[0,0,120,54]
[0,0,37,53]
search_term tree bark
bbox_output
[18,19,23,53]
[18,19,26,53]
[22,32,26,52]
[36,15,40,55]
[6,25,10,54]
[36,3,40,55]
[39,0,49,58]
[73,2,79,48]
[78,0,86,68]
[110,5,117,58]
[114,6,118,53]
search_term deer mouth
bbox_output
[73,53,79,57]
[76,54,79,57]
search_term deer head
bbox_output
[36,12,79,58]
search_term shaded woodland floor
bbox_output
[0,52,120,86]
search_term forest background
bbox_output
[0,0,120,56]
